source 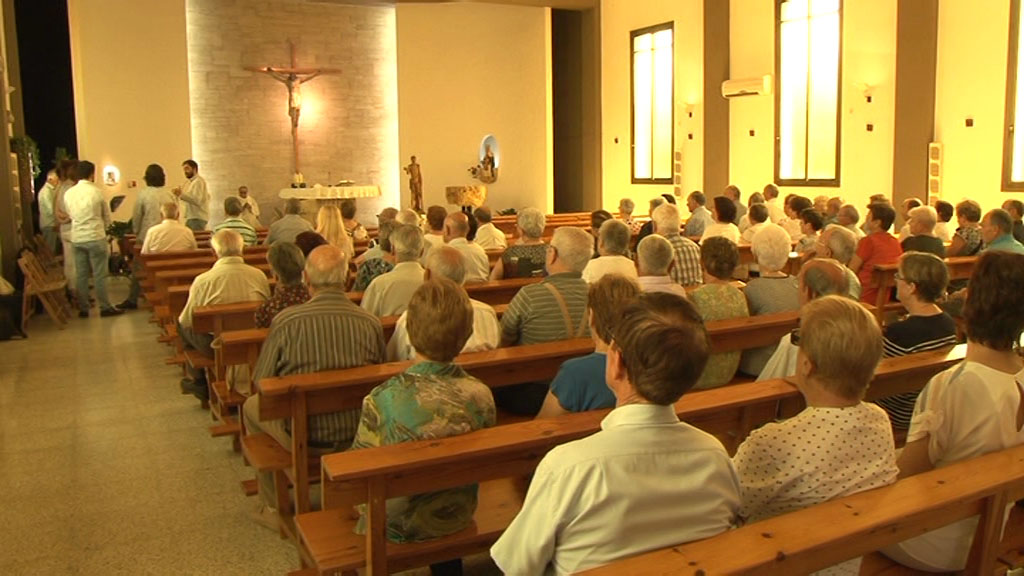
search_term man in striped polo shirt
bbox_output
[243,244,386,529]
[214,196,258,246]
[496,226,593,414]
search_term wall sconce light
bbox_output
[102,165,120,186]
[858,82,875,103]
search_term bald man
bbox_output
[757,258,851,382]
[444,211,490,283]
[245,244,385,528]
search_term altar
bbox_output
[278,185,381,201]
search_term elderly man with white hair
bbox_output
[816,225,862,300]
[739,224,800,377]
[498,226,593,414]
[582,219,638,284]
[444,211,490,283]
[178,229,271,400]
[387,245,501,361]
[244,244,385,529]
[837,204,866,240]
[900,205,945,257]
[652,202,702,286]
[265,198,313,245]
[361,224,426,317]
[635,235,689,298]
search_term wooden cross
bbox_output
[245,41,340,176]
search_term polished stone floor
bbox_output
[0,280,501,575]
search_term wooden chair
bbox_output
[17,251,73,331]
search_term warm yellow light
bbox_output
[1013,2,1024,182]
[102,165,120,186]
[633,26,673,181]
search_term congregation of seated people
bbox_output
[92,172,1024,575]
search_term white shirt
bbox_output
[701,221,741,244]
[637,275,689,299]
[933,221,952,242]
[765,198,786,223]
[844,266,862,300]
[421,233,445,265]
[473,222,508,250]
[740,222,769,244]
[240,195,260,218]
[734,402,898,523]
[37,182,56,228]
[178,256,270,327]
[780,217,804,242]
[756,333,799,382]
[132,185,177,244]
[581,255,638,284]
[898,223,911,242]
[387,298,500,361]
[890,362,1024,571]
[448,238,490,283]
[142,219,198,254]
[64,180,111,243]
[179,174,210,222]
[845,223,866,240]
[360,260,425,317]
[490,404,740,575]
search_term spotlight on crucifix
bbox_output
[244,40,340,179]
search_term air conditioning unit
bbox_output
[721,75,773,98]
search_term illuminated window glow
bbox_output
[632,23,674,183]
[777,0,841,185]
[1004,0,1024,189]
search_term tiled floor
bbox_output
[0,279,297,575]
[1,280,503,575]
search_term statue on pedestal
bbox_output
[403,155,423,213]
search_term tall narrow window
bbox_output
[631,23,673,183]
[776,0,842,186]
[1004,0,1024,190]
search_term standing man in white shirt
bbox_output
[443,212,490,283]
[490,292,740,574]
[141,203,197,254]
[37,169,59,252]
[471,205,508,250]
[173,159,209,231]
[63,161,122,318]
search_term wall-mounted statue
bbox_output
[469,135,499,184]
[403,155,424,213]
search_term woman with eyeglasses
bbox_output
[874,252,957,430]
[882,251,1024,572]
[733,295,898,575]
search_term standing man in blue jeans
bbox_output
[64,161,123,318]
[173,159,209,231]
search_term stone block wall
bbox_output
[185,0,399,226]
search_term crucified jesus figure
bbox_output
[245,40,339,176]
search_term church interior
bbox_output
[2,0,1024,574]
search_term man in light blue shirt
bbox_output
[981,209,1024,255]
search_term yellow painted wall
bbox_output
[934,0,1024,211]
[729,0,896,211]
[396,4,553,214]
[599,0,704,218]
[68,0,192,221]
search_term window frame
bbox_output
[1003,0,1024,191]
[774,0,844,188]
[630,21,675,185]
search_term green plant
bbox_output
[10,135,41,180]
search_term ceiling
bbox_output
[312,0,598,11]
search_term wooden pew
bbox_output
[292,344,967,575]
[871,255,978,323]
[583,443,1024,575]
[242,309,869,525]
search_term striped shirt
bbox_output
[253,289,386,448]
[663,233,703,287]
[500,272,589,346]
[875,313,958,429]
[214,217,258,246]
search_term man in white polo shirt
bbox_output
[64,160,122,318]
[491,292,740,574]
[443,212,490,283]
[174,159,209,231]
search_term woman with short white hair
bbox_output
[739,224,800,377]
[491,207,548,280]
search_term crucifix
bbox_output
[245,41,340,176]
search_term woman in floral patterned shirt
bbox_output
[255,242,310,328]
